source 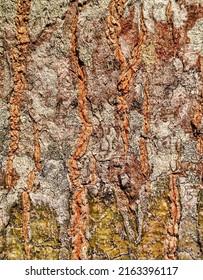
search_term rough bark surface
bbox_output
[0,0,203,260]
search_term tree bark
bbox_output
[0,0,202,260]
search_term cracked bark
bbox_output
[0,0,203,260]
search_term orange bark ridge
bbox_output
[166,173,180,260]
[22,120,41,259]
[165,139,181,260]
[33,122,42,172]
[7,1,36,260]
[67,3,92,260]
[22,115,42,260]
[178,0,184,7]
[6,0,31,190]
[69,187,89,260]
[166,0,173,25]
[27,170,35,192]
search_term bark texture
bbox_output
[0,0,203,260]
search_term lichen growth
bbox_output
[136,176,170,259]
[88,195,137,260]
[4,203,24,260]
[1,201,60,260]
[30,204,60,260]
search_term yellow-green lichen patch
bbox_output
[88,196,137,260]
[4,203,24,260]
[30,204,60,260]
[136,177,170,259]
[31,246,59,260]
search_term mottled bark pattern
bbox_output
[0,0,202,260]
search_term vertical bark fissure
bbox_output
[33,122,42,172]
[67,2,92,260]
[166,173,180,259]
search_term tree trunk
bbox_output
[0,0,202,260]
